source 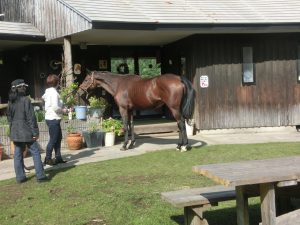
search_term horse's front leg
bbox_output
[119,108,129,151]
[128,112,135,149]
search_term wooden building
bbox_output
[0,0,300,130]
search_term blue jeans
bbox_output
[14,141,46,182]
[45,119,63,161]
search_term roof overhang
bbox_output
[0,22,45,51]
[48,22,300,46]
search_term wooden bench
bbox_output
[161,185,236,225]
[259,209,300,225]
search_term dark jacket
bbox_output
[7,96,39,142]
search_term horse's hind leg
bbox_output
[177,117,189,152]
[119,108,129,151]
[128,112,136,149]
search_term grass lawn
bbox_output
[0,142,300,225]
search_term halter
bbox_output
[79,71,95,99]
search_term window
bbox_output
[242,46,255,84]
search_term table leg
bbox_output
[236,186,249,225]
[260,183,276,225]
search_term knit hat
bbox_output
[11,79,28,88]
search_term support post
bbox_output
[236,186,249,225]
[63,36,73,86]
[260,183,276,225]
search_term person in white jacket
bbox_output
[42,74,67,165]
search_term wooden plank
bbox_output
[277,180,298,187]
[161,185,235,208]
[192,156,300,187]
[259,209,300,225]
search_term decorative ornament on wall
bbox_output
[49,60,61,70]
[74,63,81,74]
[117,63,129,74]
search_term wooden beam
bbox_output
[63,36,73,86]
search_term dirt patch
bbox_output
[129,196,148,208]
[0,184,23,205]
[116,174,162,185]
[84,218,107,225]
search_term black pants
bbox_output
[45,119,62,160]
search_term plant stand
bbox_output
[105,132,115,147]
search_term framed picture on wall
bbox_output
[99,60,107,70]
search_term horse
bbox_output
[78,71,195,152]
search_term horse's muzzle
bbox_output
[77,88,86,97]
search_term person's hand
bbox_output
[33,136,39,141]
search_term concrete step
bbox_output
[134,121,178,135]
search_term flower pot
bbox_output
[88,108,104,119]
[75,106,87,120]
[105,132,115,147]
[66,133,82,150]
[82,131,104,148]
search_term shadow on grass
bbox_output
[118,134,207,149]
[43,147,100,179]
[170,204,261,225]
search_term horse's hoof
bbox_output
[120,146,127,151]
[128,144,135,149]
[180,145,191,152]
[176,145,181,151]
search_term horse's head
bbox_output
[77,71,98,99]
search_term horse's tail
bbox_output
[180,76,195,119]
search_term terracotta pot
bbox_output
[66,133,82,150]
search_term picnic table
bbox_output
[192,156,300,225]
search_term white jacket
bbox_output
[42,87,63,120]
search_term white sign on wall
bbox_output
[200,75,209,88]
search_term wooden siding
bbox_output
[163,34,300,130]
[33,0,91,40]
[0,0,91,41]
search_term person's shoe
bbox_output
[54,158,67,164]
[37,176,49,183]
[17,177,27,184]
[43,159,57,166]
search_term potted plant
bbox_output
[88,96,108,119]
[82,121,104,148]
[102,117,123,146]
[65,124,82,150]
[60,83,87,120]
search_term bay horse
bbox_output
[78,71,195,152]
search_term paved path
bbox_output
[1,126,300,181]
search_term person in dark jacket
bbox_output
[7,79,48,183]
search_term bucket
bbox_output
[75,106,87,120]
